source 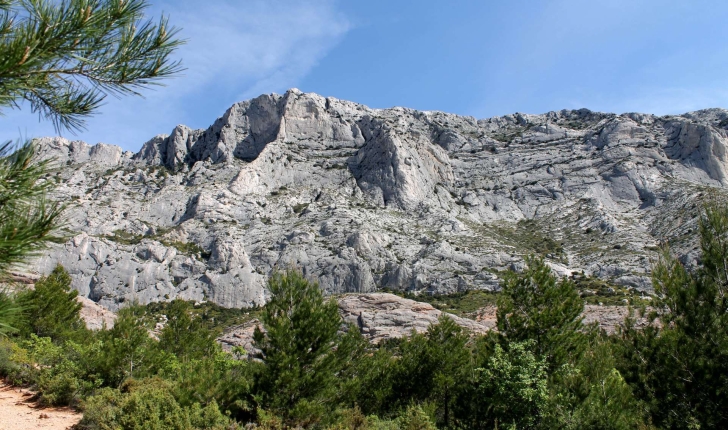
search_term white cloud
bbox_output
[155,0,350,99]
[0,0,350,151]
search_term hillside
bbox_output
[31,89,728,310]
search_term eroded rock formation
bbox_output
[30,89,728,310]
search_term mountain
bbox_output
[31,89,728,310]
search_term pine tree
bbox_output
[0,288,21,336]
[16,264,83,340]
[96,304,161,387]
[0,0,183,335]
[496,256,586,371]
[475,340,549,430]
[0,142,64,281]
[252,270,349,425]
[158,299,219,362]
[619,204,728,428]
[388,316,472,427]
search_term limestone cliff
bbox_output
[30,89,728,310]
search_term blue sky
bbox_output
[2,0,728,152]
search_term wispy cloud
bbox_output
[0,0,350,151]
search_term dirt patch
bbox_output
[0,382,81,430]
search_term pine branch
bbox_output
[0,0,184,132]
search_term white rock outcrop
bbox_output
[28,90,728,310]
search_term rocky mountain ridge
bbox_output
[31,89,728,310]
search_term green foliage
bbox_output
[158,299,219,362]
[144,299,259,334]
[549,339,644,430]
[394,404,438,430]
[5,206,728,429]
[391,316,471,427]
[77,378,238,430]
[0,142,64,281]
[618,204,728,429]
[253,270,356,426]
[16,264,84,340]
[0,334,32,384]
[332,405,437,430]
[571,273,647,306]
[497,256,586,371]
[94,304,167,387]
[25,334,103,406]
[491,219,565,259]
[475,340,548,429]
[0,333,103,405]
[344,344,397,416]
[160,240,211,260]
[403,289,499,317]
[351,316,474,428]
[105,229,211,259]
[165,351,257,421]
[106,229,144,245]
[0,288,22,336]
[0,0,184,131]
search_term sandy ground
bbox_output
[0,383,81,430]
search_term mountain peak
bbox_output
[32,92,728,309]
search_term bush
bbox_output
[33,338,104,406]
[158,299,220,362]
[93,304,169,387]
[549,339,644,429]
[0,336,34,385]
[77,378,239,430]
[165,351,257,421]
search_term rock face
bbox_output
[218,293,493,353]
[77,296,117,330]
[339,293,492,343]
[31,89,728,310]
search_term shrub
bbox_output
[93,305,168,387]
[158,299,219,362]
[77,378,238,430]
[166,351,257,421]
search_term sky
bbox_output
[2,0,728,152]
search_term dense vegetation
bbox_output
[0,205,727,428]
